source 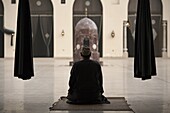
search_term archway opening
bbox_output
[73,0,103,57]
[30,0,54,57]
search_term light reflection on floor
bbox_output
[0,58,170,113]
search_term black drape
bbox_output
[32,16,47,57]
[40,16,53,57]
[31,16,53,57]
[31,16,39,45]
[14,0,34,80]
[134,0,156,80]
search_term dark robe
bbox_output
[134,0,156,80]
[67,59,105,103]
[14,0,34,80]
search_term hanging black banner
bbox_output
[14,0,34,80]
[134,0,156,80]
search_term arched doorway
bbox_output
[127,0,163,57]
[30,0,53,57]
[0,1,4,58]
[73,0,103,57]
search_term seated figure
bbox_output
[67,46,110,104]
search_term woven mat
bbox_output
[49,97,133,111]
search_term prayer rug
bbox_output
[49,96,133,111]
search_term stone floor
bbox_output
[0,58,170,113]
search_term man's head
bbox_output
[81,46,91,59]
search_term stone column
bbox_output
[123,21,129,58]
[162,20,167,58]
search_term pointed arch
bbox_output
[73,0,103,57]
[30,0,54,57]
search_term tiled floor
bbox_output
[0,58,170,113]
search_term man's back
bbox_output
[74,59,102,95]
[68,59,103,101]
[67,46,109,104]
